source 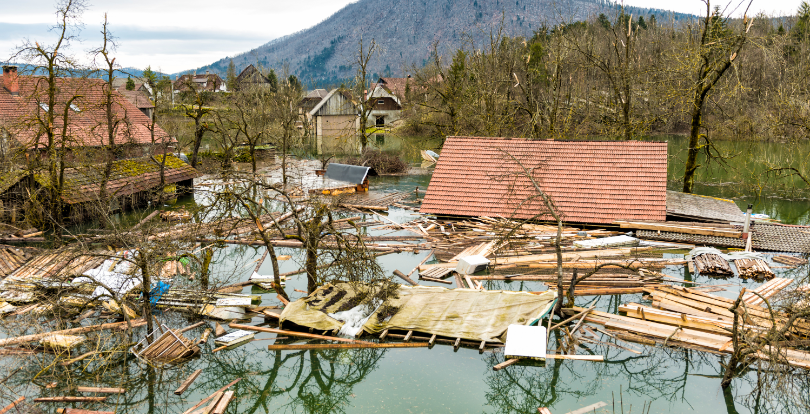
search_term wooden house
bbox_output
[308,89,360,154]
[236,64,274,90]
[0,154,200,223]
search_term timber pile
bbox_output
[0,245,37,277]
[615,220,742,238]
[567,295,810,369]
[734,258,775,279]
[132,324,200,365]
[334,191,413,212]
[772,255,808,267]
[742,278,793,306]
[160,209,192,222]
[693,254,733,276]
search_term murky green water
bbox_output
[6,136,810,414]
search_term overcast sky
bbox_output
[0,0,803,74]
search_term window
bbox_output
[375,116,385,126]
[377,99,385,105]
[375,134,385,146]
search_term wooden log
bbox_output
[229,323,372,344]
[76,387,125,394]
[195,392,222,414]
[177,321,206,334]
[419,275,452,284]
[393,270,418,286]
[130,210,161,231]
[493,358,519,371]
[34,397,107,403]
[174,369,203,395]
[181,379,241,414]
[0,319,144,347]
[267,342,429,350]
[404,331,413,342]
[543,354,604,361]
[408,250,434,278]
[0,397,24,414]
[211,391,234,414]
[57,410,114,414]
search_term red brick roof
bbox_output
[420,137,668,224]
[0,75,171,148]
[116,85,154,110]
[377,77,411,98]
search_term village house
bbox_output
[173,71,226,93]
[307,89,360,154]
[116,82,155,119]
[366,76,410,128]
[236,64,274,90]
[0,65,198,222]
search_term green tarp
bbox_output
[280,282,557,343]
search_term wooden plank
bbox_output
[0,319,144,347]
[181,379,241,414]
[58,410,114,414]
[267,343,429,350]
[0,397,24,414]
[420,247,654,270]
[543,355,604,361]
[229,323,373,344]
[615,221,741,238]
[211,391,234,414]
[174,369,203,395]
[34,397,107,403]
[565,401,608,414]
[619,304,731,335]
[393,270,419,286]
[428,334,437,346]
[493,358,519,371]
[76,387,126,394]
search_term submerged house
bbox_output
[308,89,360,154]
[0,155,200,222]
[420,136,669,224]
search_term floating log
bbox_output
[56,410,114,414]
[0,319,144,347]
[34,397,106,403]
[212,391,234,414]
[267,342,430,350]
[174,369,202,395]
[393,270,418,286]
[734,258,775,279]
[76,387,125,394]
[0,397,24,414]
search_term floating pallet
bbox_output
[419,267,453,279]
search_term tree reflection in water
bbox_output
[203,345,386,414]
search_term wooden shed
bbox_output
[308,89,360,154]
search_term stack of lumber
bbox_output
[734,258,775,279]
[418,267,454,279]
[472,272,665,295]
[693,253,733,276]
[615,221,742,238]
[742,278,793,306]
[133,325,199,364]
[772,255,808,267]
[644,286,810,337]
[567,298,810,369]
[0,245,35,277]
[160,209,192,222]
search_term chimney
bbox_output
[206,70,210,76]
[2,66,19,96]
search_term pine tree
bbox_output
[125,76,135,90]
[226,59,238,92]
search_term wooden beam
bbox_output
[174,369,202,395]
[267,343,429,350]
[180,379,241,414]
[492,358,519,371]
[229,323,372,344]
[76,387,125,394]
[393,270,418,286]
[34,397,107,403]
[0,397,24,414]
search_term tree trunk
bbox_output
[682,102,704,193]
[200,248,213,290]
[139,255,154,342]
[190,119,205,168]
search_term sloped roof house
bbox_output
[420,136,668,224]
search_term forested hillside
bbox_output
[192,0,690,84]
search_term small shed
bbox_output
[308,89,360,154]
[420,136,668,225]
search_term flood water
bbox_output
[4,136,809,414]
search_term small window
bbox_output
[70,103,80,112]
[39,103,49,111]
[377,99,385,105]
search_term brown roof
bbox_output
[420,137,668,224]
[174,73,223,92]
[0,75,171,148]
[666,191,745,223]
[117,85,154,110]
[377,77,411,98]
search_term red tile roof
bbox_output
[116,85,154,110]
[377,77,411,98]
[420,137,668,224]
[0,75,171,148]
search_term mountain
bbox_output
[191,0,692,86]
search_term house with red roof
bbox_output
[0,65,175,160]
[420,136,668,224]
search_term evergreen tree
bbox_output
[638,16,648,30]
[266,68,278,92]
[288,74,302,92]
[597,13,611,30]
[125,76,135,90]
[226,59,238,92]
[793,1,810,42]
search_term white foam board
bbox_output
[504,324,547,360]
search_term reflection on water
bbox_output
[7,136,810,413]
